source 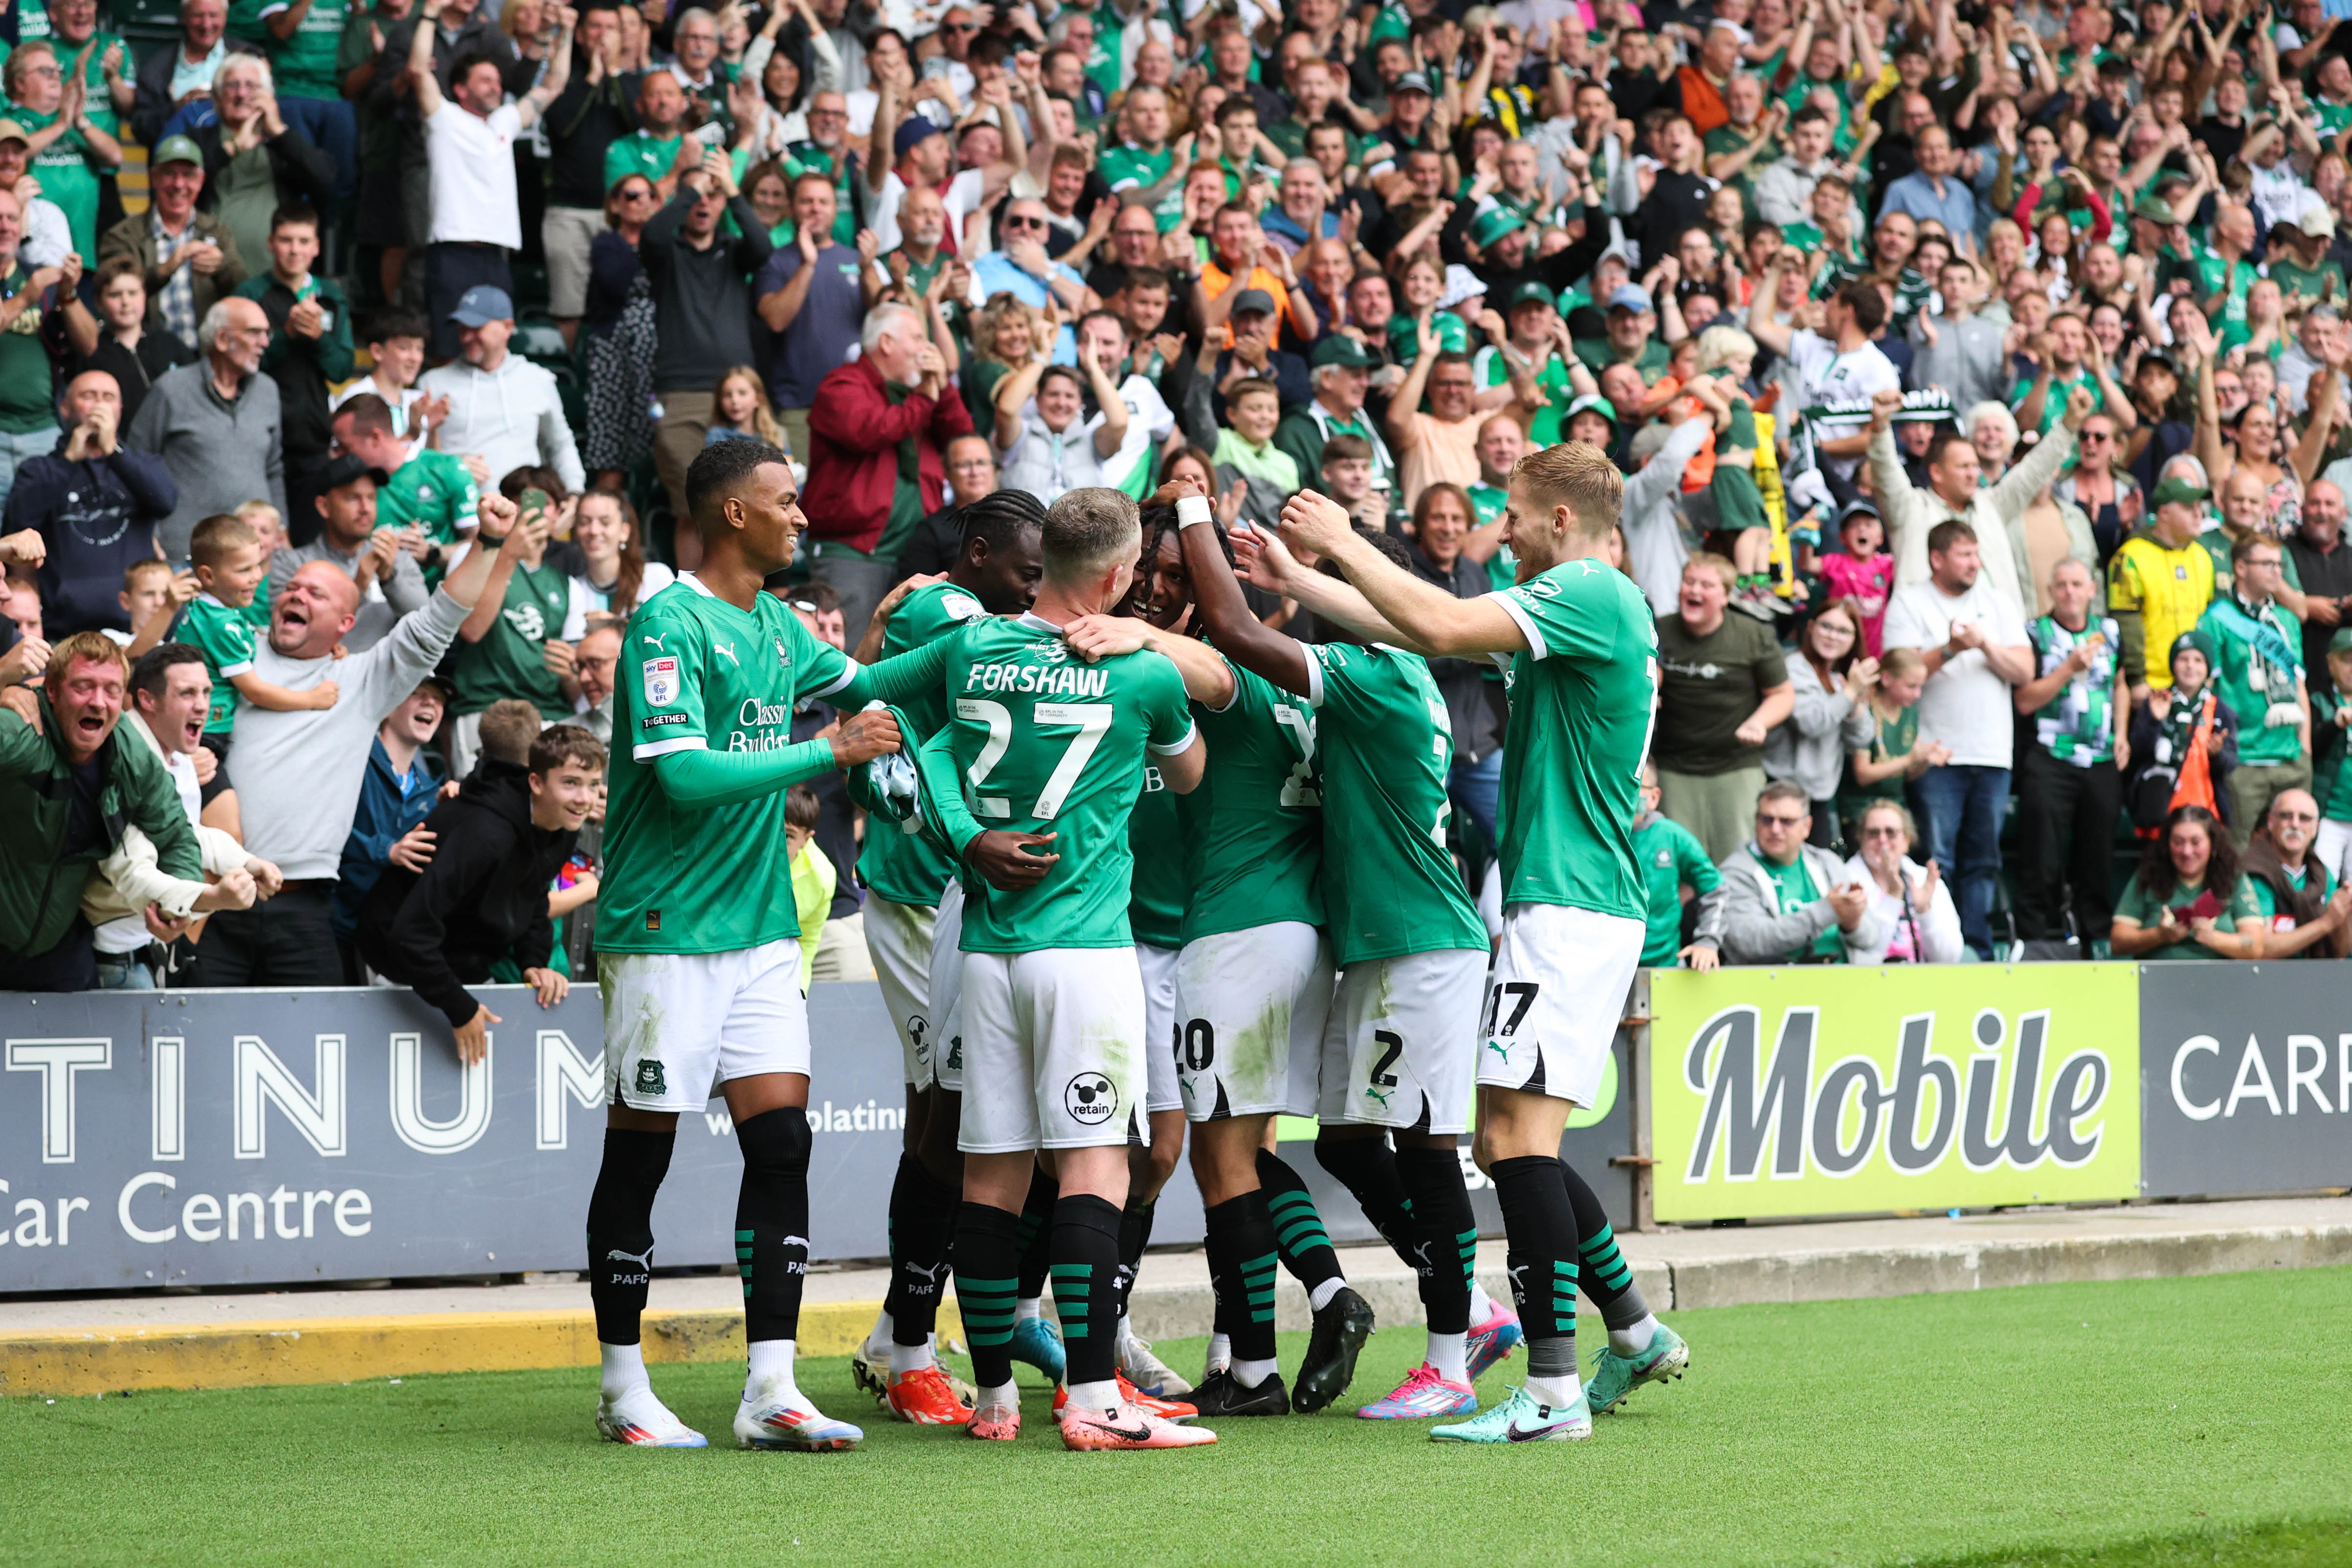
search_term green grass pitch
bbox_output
[4,1267,2349,1567]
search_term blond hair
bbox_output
[1693,324,1758,374]
[1512,440,1624,541]
[715,365,788,447]
[1683,550,1738,593]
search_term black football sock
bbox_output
[1561,1158,1652,1331]
[734,1108,811,1347]
[1115,1196,1156,1320]
[1203,1191,1281,1375]
[952,1202,1022,1390]
[1394,1145,1476,1335]
[1050,1193,1124,1396]
[885,1153,960,1346]
[1014,1164,1058,1304]
[1313,1134,1418,1271]
[1491,1154,1580,1393]
[1256,1149,1344,1302]
[586,1126,675,1346]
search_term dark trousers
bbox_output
[199,882,344,987]
[2013,748,2122,943]
[425,244,515,362]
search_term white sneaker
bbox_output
[1120,1328,1194,1398]
[734,1380,864,1451]
[596,1383,707,1447]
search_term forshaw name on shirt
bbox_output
[963,663,1113,696]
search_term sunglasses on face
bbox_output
[1003,215,1045,230]
[1756,813,1807,829]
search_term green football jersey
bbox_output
[1302,642,1485,964]
[936,615,1195,953]
[179,594,257,732]
[448,554,574,720]
[260,0,349,97]
[600,576,858,955]
[1127,765,1186,950]
[1178,660,1324,943]
[1099,141,1174,192]
[856,580,990,909]
[1488,557,1659,920]
[377,450,480,585]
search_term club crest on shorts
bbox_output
[643,655,680,707]
[1064,1072,1117,1124]
[634,1058,668,1097]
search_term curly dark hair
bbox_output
[2137,803,2237,905]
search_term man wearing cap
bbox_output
[126,296,287,564]
[1202,286,1309,420]
[1574,283,1671,380]
[2274,208,2348,309]
[867,81,1008,257]
[406,0,575,361]
[1475,279,1575,443]
[98,135,245,349]
[0,119,72,269]
[2109,472,2221,697]
[1462,205,1539,297]
[1275,333,1396,500]
[268,451,425,652]
[415,286,586,494]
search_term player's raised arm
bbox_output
[1230,527,1427,654]
[1169,488,1314,698]
[1279,491,1530,658]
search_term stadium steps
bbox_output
[3,1196,2346,1398]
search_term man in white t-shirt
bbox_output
[1745,263,1901,494]
[1882,518,2034,959]
[408,0,574,357]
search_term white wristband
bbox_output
[1176,494,1213,530]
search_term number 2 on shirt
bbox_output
[958,699,1113,819]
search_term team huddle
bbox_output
[577,433,1689,1453]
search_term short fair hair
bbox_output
[43,630,130,694]
[1514,441,1623,541]
[861,302,923,356]
[1693,324,1757,374]
[477,699,544,766]
[1042,487,1141,587]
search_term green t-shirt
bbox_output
[1764,852,1845,961]
[2248,859,2334,930]
[2188,246,2261,349]
[1572,335,1670,379]
[935,614,1196,952]
[259,0,350,98]
[2008,366,2102,435]
[1489,557,1659,919]
[376,449,481,585]
[601,576,864,955]
[2026,614,2121,765]
[1301,641,1486,964]
[1474,344,1571,444]
[16,106,102,261]
[606,130,686,194]
[1838,701,1916,828]
[855,580,989,909]
[448,554,574,719]
[1127,766,1186,950]
[0,267,55,434]
[178,594,257,732]
[1100,141,1173,193]
[2113,870,2264,959]
[2199,595,2306,767]
[1634,811,1718,966]
[1177,659,1324,943]
[2318,691,2352,821]
[1651,609,1788,775]
[2268,256,2346,307]
[1467,481,1519,587]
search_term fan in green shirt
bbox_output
[331,395,481,587]
[257,0,351,99]
[1633,786,1723,967]
[2110,808,2266,961]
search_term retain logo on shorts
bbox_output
[1064,1072,1117,1125]
[634,1058,668,1096]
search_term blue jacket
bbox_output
[333,737,445,940]
[1,440,177,636]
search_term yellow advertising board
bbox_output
[1650,966,2141,1222]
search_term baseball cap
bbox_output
[449,285,514,326]
[1390,69,1432,96]
[151,132,201,167]
[2151,475,2211,507]
[1608,283,1654,313]
[0,119,30,146]
[2131,193,2177,223]
[1310,334,1378,369]
[1468,206,1526,250]
[2298,205,2339,238]
[2330,626,2352,656]
[894,116,947,159]
[321,454,389,492]
[1229,286,1277,318]
[1837,496,1881,526]
[1563,391,1615,427]
[1509,279,1557,311]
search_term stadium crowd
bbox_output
[10,0,2352,991]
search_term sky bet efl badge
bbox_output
[643,655,680,707]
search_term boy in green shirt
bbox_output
[1633,764,1724,967]
[176,511,335,762]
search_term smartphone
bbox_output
[520,487,552,522]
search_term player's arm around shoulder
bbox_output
[1280,489,1529,659]
[1142,654,1206,794]
[1062,614,1237,709]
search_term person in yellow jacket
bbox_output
[2110,474,2221,695]
[785,783,835,993]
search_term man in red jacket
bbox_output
[801,302,974,643]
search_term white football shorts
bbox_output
[1173,921,1334,1122]
[602,940,809,1111]
[1474,903,1643,1107]
[957,946,1149,1153]
[1316,946,1487,1134]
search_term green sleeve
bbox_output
[1676,825,1722,892]
[2224,876,2266,925]
[650,739,842,809]
[319,289,356,384]
[915,722,984,857]
[839,634,955,708]
[0,710,51,778]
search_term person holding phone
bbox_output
[441,471,575,776]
